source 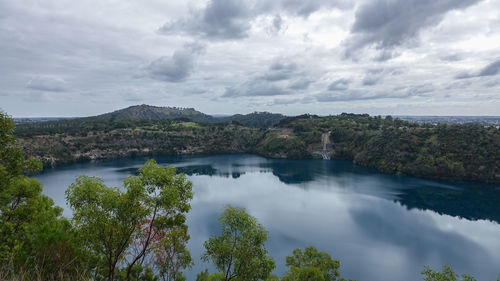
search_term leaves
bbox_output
[282,246,345,281]
[65,159,193,280]
[422,265,477,281]
[202,205,275,281]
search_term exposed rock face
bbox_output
[18,127,311,166]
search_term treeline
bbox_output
[14,111,500,183]
[279,113,500,183]
[0,112,493,281]
[14,108,284,138]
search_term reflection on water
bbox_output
[35,154,500,281]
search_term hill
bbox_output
[219,112,285,127]
[88,104,214,123]
[14,105,285,137]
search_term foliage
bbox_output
[282,246,355,281]
[0,111,87,280]
[279,113,500,183]
[66,159,193,281]
[17,110,500,183]
[149,224,193,281]
[421,265,477,281]
[202,205,275,281]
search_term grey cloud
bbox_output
[315,90,376,102]
[223,82,289,97]
[288,79,312,90]
[259,0,353,17]
[483,80,500,88]
[478,59,500,76]
[455,58,500,79]
[272,98,300,105]
[328,78,350,91]
[316,88,418,102]
[160,0,352,40]
[159,0,253,40]
[147,43,205,82]
[268,14,286,35]
[27,76,67,92]
[455,71,474,79]
[261,59,298,81]
[361,68,403,86]
[440,54,463,62]
[446,80,471,90]
[406,83,434,96]
[362,70,384,86]
[272,96,314,105]
[223,57,304,98]
[344,0,482,57]
[184,42,207,55]
[147,52,194,82]
[374,49,399,61]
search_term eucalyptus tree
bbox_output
[282,246,355,281]
[0,112,84,279]
[421,265,477,281]
[66,159,193,281]
[202,205,275,281]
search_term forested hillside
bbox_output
[14,107,500,183]
[14,105,284,137]
[279,114,500,183]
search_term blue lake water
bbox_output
[35,154,500,281]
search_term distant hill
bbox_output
[14,105,286,137]
[80,105,285,126]
[88,104,215,123]
[219,112,285,127]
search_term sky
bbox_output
[1,0,500,117]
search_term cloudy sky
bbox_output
[1,0,500,117]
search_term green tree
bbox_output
[202,205,275,281]
[421,265,477,281]
[282,246,355,281]
[66,159,193,281]
[0,112,85,279]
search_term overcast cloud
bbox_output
[1,0,499,117]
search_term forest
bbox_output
[14,108,500,183]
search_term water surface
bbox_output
[36,154,500,281]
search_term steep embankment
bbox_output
[17,123,312,165]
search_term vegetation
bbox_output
[200,205,275,281]
[0,111,86,280]
[14,105,284,138]
[16,107,500,183]
[1,111,498,280]
[66,159,193,281]
[421,265,478,281]
[196,207,356,281]
[278,113,500,183]
[282,246,354,281]
[1,111,195,280]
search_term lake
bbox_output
[35,154,500,281]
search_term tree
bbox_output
[148,224,193,281]
[282,246,355,281]
[0,111,84,279]
[66,159,193,281]
[202,205,275,281]
[421,265,477,281]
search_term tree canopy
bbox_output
[201,205,275,281]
